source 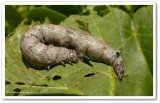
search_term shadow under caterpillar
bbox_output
[20,24,124,80]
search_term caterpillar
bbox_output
[20,24,124,80]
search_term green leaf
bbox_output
[115,6,153,96]
[5,5,23,36]
[27,7,66,24]
[47,5,84,16]
[5,5,23,27]
[132,6,153,74]
[5,6,153,96]
[93,5,110,16]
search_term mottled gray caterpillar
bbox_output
[20,24,124,80]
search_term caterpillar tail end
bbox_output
[113,57,124,80]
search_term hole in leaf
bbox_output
[84,73,95,77]
[34,84,48,87]
[5,80,11,85]
[75,20,90,33]
[40,84,48,87]
[52,75,62,80]
[13,88,21,96]
[15,82,25,85]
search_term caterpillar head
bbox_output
[113,56,124,80]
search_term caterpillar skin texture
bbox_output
[20,24,124,80]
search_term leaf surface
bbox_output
[5,6,153,96]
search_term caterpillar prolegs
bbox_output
[20,24,124,80]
